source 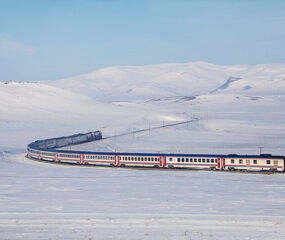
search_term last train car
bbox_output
[223,154,285,172]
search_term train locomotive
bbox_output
[27,131,285,173]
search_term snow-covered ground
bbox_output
[1,61,285,239]
[1,153,285,240]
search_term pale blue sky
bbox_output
[0,0,285,82]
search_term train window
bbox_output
[253,160,257,164]
[239,159,243,164]
[211,159,214,163]
[194,158,197,162]
[131,157,134,160]
[169,158,172,161]
[182,158,184,162]
[198,159,201,163]
[190,158,193,162]
[215,159,217,163]
[186,158,189,162]
[147,157,150,161]
[177,158,180,162]
[134,157,137,161]
[151,157,154,161]
[266,160,271,164]
[231,159,235,164]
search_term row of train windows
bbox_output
[170,158,217,163]
[30,150,38,154]
[86,155,114,160]
[59,154,80,159]
[41,152,55,156]
[230,159,273,164]
[121,156,159,162]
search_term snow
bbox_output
[1,61,285,239]
[1,154,285,239]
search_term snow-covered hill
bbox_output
[1,61,285,153]
[45,61,285,101]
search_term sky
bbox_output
[0,0,285,82]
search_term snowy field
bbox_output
[1,153,285,240]
[1,62,285,239]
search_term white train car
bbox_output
[84,154,115,166]
[39,150,56,161]
[165,155,223,170]
[118,154,161,167]
[223,154,285,172]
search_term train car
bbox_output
[164,154,223,170]
[57,152,82,164]
[117,153,161,168]
[39,150,56,161]
[84,153,115,166]
[223,154,285,172]
[27,147,40,159]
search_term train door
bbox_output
[217,158,224,170]
[80,154,84,164]
[274,160,278,168]
[246,160,250,167]
[160,157,166,167]
[115,156,120,166]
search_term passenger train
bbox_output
[27,131,285,172]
